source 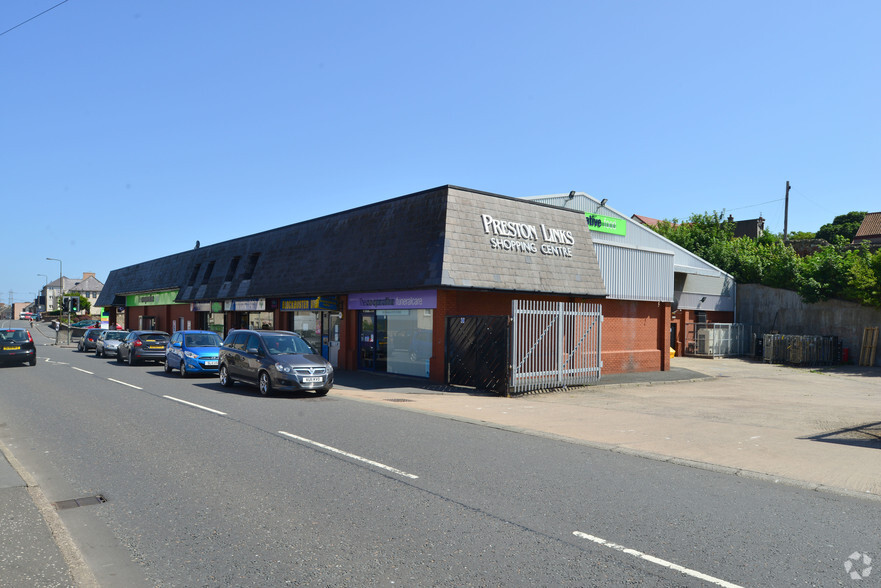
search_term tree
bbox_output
[815,211,866,243]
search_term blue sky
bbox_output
[3,1,879,305]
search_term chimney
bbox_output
[83,272,95,280]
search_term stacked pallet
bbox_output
[859,327,879,367]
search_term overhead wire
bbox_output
[0,0,70,37]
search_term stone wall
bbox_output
[736,283,881,366]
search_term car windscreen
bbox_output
[185,333,223,347]
[261,334,315,355]
[106,332,128,341]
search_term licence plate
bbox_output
[204,360,218,366]
[302,376,323,383]
[149,346,164,350]
[3,346,20,351]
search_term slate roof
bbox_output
[97,186,607,307]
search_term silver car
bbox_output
[95,330,129,358]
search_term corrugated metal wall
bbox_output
[595,243,674,302]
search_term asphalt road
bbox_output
[1,321,880,586]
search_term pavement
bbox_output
[1,354,879,585]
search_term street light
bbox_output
[37,274,48,312]
[46,257,62,345]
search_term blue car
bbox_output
[164,330,224,377]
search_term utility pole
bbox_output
[783,181,791,240]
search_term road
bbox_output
[1,320,879,586]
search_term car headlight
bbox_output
[184,351,199,359]
[274,363,292,373]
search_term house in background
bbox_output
[853,212,881,245]
[42,272,105,313]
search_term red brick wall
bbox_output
[124,305,196,333]
[670,309,735,357]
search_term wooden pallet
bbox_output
[859,327,879,367]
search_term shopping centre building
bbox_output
[96,185,734,386]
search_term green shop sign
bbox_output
[126,290,182,307]
[585,213,626,236]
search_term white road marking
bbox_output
[573,531,743,588]
[71,367,94,375]
[107,378,143,390]
[163,395,227,416]
[278,431,419,479]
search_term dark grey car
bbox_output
[117,330,170,365]
[218,330,333,396]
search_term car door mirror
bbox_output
[247,346,260,355]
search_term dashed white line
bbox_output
[278,431,419,479]
[163,395,227,416]
[107,378,143,390]
[71,367,94,375]
[573,532,743,588]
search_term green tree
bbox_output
[815,211,866,243]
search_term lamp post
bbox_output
[46,258,62,345]
[37,274,48,313]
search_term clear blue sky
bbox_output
[3,1,879,305]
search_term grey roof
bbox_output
[98,186,607,306]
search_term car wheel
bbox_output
[258,372,272,396]
[29,356,37,366]
[314,389,328,397]
[78,341,83,352]
[128,352,136,366]
[180,362,188,378]
[219,365,234,388]
[116,351,123,363]
[164,359,173,374]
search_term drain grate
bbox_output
[53,494,107,510]
[384,398,415,403]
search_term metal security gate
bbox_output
[445,316,510,394]
[510,301,602,394]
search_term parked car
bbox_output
[117,331,170,366]
[0,328,36,366]
[218,330,332,396]
[165,330,224,377]
[19,311,34,320]
[95,330,129,358]
[71,319,101,329]
[78,328,106,352]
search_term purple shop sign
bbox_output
[348,290,437,310]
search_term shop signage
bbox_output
[191,301,224,312]
[479,214,575,258]
[224,298,266,311]
[126,290,180,307]
[585,213,626,236]
[349,290,437,310]
[280,297,339,312]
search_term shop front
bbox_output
[225,298,273,332]
[190,301,226,334]
[279,296,341,364]
[124,290,194,333]
[349,290,436,378]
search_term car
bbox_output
[218,329,333,396]
[78,328,106,352]
[117,330,170,366]
[70,319,101,329]
[165,330,224,377]
[95,330,129,358]
[0,328,37,366]
[19,311,34,320]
